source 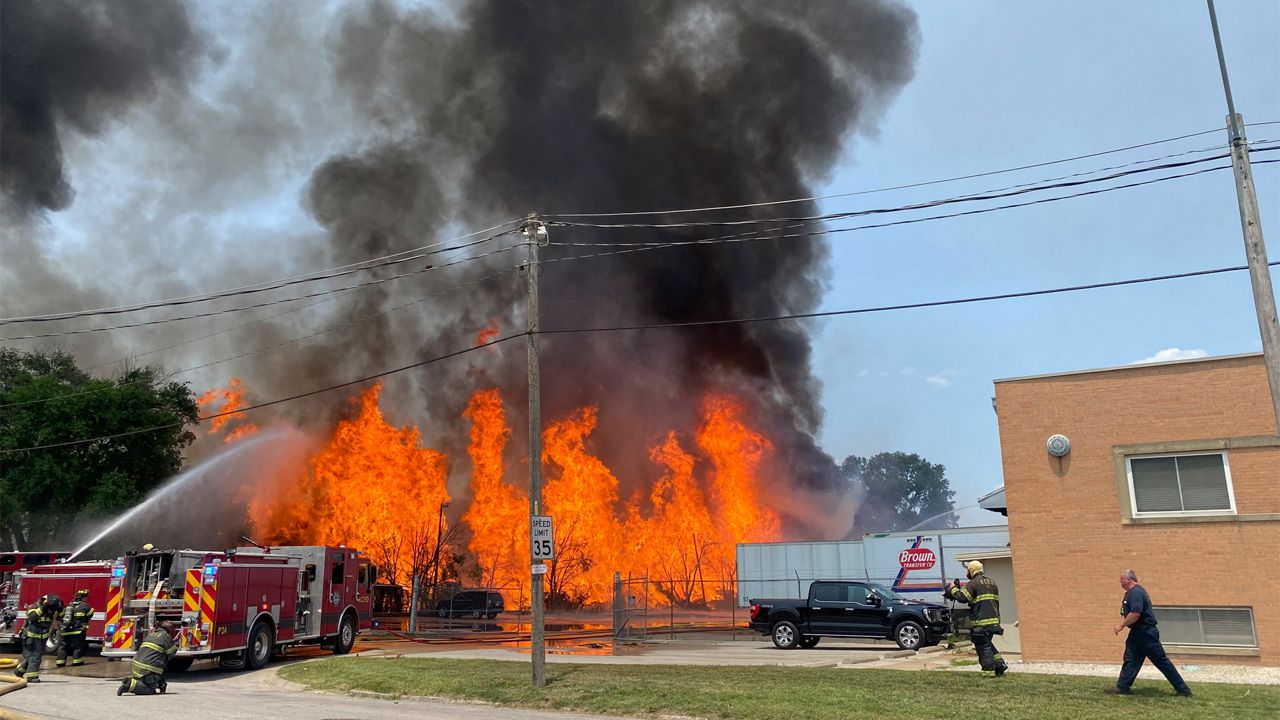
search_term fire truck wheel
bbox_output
[244,620,274,670]
[168,657,194,673]
[332,614,356,655]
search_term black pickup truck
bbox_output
[748,580,952,650]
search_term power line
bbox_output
[540,261,1280,335]
[0,222,522,325]
[544,121,1280,218]
[548,147,1279,231]
[0,265,523,409]
[83,290,360,372]
[0,241,527,340]
[543,158,1280,261]
[0,332,524,454]
[80,138,1275,372]
[8,259,1277,453]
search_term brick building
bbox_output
[993,352,1279,665]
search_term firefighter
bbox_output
[944,560,1008,677]
[56,588,94,668]
[117,621,178,696]
[13,594,63,683]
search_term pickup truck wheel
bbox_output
[894,620,924,651]
[798,636,820,649]
[771,620,800,650]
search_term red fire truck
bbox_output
[2,560,113,650]
[101,544,374,670]
[0,551,74,648]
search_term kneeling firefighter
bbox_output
[14,594,63,683]
[117,621,179,696]
[944,560,1008,677]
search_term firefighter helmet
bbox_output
[75,588,89,597]
[965,560,984,577]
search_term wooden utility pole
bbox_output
[1206,0,1280,429]
[522,213,548,687]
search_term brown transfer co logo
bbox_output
[898,548,936,570]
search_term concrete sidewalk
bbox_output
[384,637,913,668]
[0,667,616,720]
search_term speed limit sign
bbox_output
[531,515,554,560]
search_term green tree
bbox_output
[842,452,957,534]
[0,348,199,548]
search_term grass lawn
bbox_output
[279,657,1278,720]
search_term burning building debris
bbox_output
[219,378,782,607]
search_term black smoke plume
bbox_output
[2,0,919,539]
[306,0,919,505]
[0,0,202,216]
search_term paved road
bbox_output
[1,632,900,719]
[0,663,612,720]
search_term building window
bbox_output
[1126,452,1235,516]
[1155,607,1257,648]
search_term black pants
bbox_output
[971,627,1007,673]
[119,672,166,695]
[1117,625,1189,693]
[18,637,45,678]
[56,632,87,665]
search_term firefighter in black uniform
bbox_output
[56,588,94,668]
[944,560,1008,677]
[13,594,63,683]
[117,621,178,696]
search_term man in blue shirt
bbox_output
[1105,570,1191,697]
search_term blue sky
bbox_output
[813,0,1280,510]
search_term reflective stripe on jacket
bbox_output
[60,600,94,635]
[131,629,177,677]
[23,607,53,639]
[944,572,1002,629]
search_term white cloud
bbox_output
[857,369,871,378]
[1132,348,1209,365]
[925,369,960,387]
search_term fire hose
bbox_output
[0,658,26,696]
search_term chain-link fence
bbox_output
[612,574,747,641]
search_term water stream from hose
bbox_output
[67,430,285,561]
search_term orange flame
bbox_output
[475,321,500,347]
[542,406,624,605]
[461,389,527,595]
[696,394,780,543]
[197,378,258,442]
[250,384,782,607]
[252,383,450,586]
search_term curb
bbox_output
[349,689,399,700]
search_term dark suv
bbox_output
[435,590,504,619]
